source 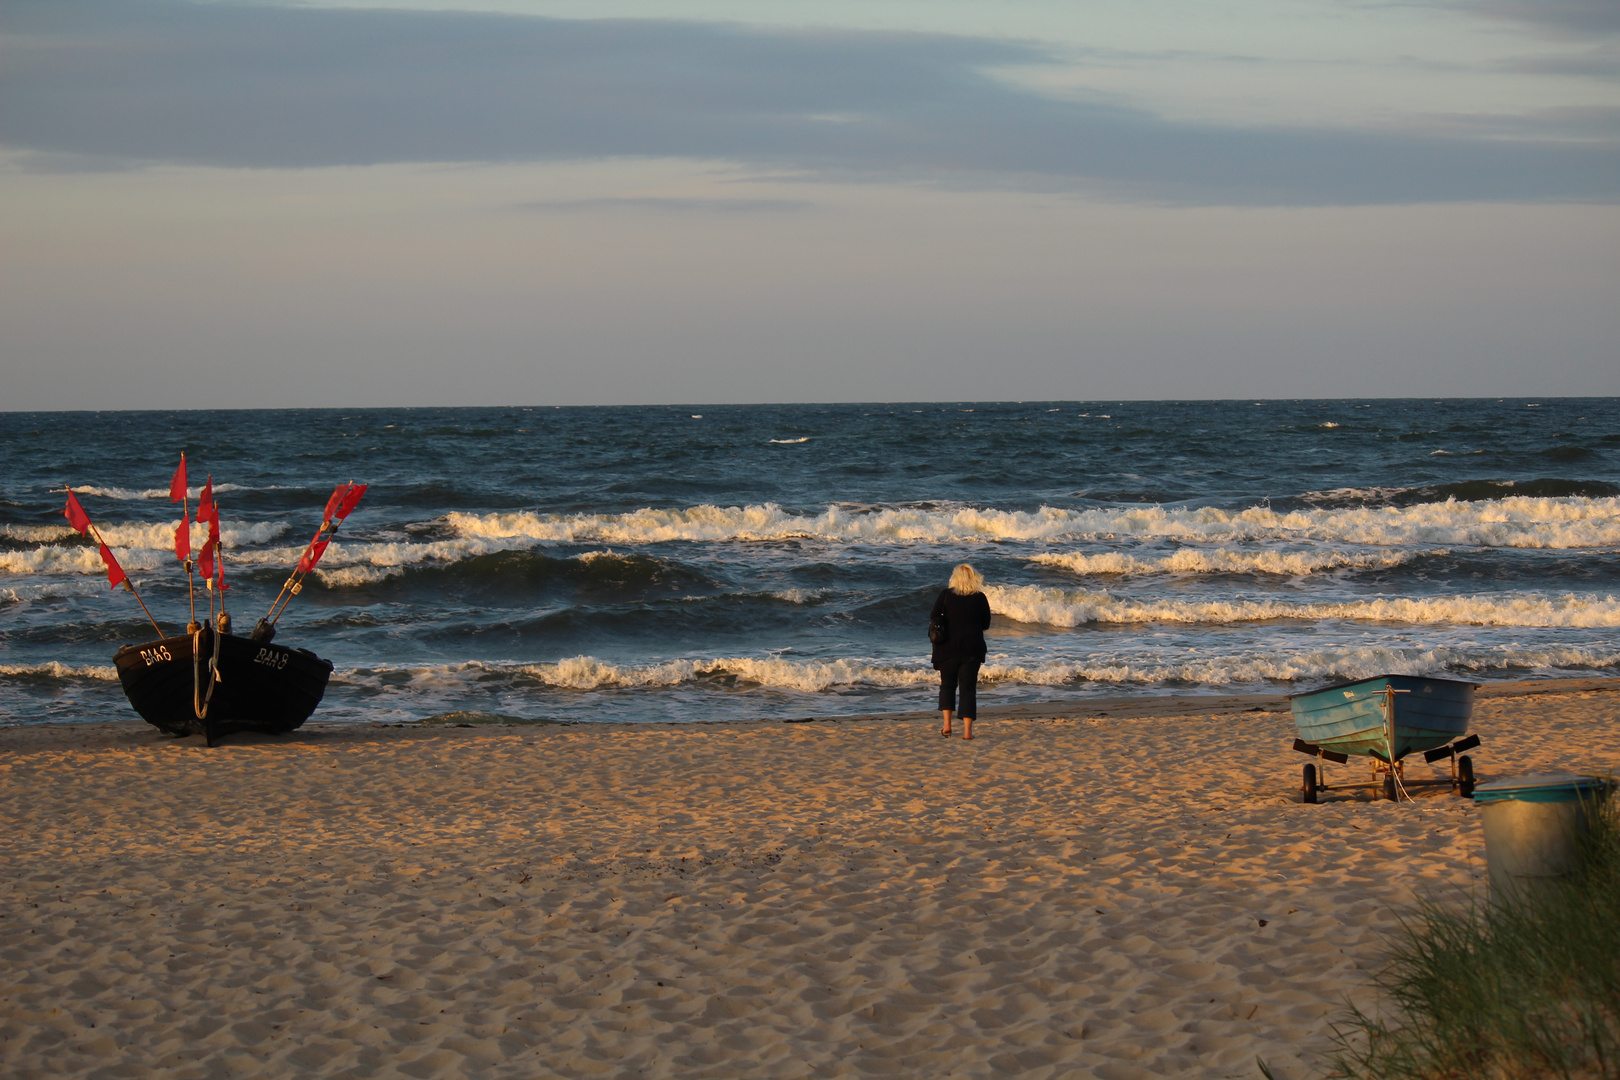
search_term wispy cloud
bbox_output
[1462,1,1620,37]
[2,0,1616,205]
[509,197,813,213]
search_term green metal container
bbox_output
[1475,773,1613,904]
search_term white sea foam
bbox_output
[0,661,120,681]
[0,524,78,543]
[68,482,250,501]
[0,581,109,603]
[1,521,292,576]
[0,546,167,576]
[329,643,1620,696]
[770,437,811,444]
[1029,548,1420,577]
[445,496,1620,549]
[987,584,1620,628]
[981,643,1620,688]
[92,519,290,550]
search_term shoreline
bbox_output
[5,675,1616,748]
[3,679,1617,1077]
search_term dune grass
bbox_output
[1274,797,1620,1080]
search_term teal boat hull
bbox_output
[1289,674,1477,761]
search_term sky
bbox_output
[2,0,1617,408]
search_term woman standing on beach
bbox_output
[931,564,992,740]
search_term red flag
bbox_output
[298,539,330,574]
[323,483,350,524]
[198,539,214,581]
[216,550,229,593]
[208,513,221,548]
[198,477,215,524]
[175,512,191,562]
[169,454,187,503]
[98,544,126,589]
[63,490,92,535]
[336,483,367,520]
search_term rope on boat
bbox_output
[192,625,223,721]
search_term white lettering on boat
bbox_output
[253,648,289,671]
[139,645,172,666]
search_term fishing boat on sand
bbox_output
[64,456,365,746]
[1289,673,1482,803]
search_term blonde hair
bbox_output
[949,563,984,595]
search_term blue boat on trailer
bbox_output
[1288,674,1482,803]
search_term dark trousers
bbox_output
[937,659,980,718]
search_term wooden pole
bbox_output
[85,520,164,639]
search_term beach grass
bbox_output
[1281,794,1620,1080]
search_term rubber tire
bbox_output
[1382,773,1397,801]
[1458,755,1475,799]
[1302,763,1318,804]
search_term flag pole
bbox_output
[183,491,197,633]
[83,518,164,639]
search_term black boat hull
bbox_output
[113,630,334,744]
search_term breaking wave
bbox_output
[67,482,251,501]
[330,643,1620,699]
[0,661,120,682]
[445,496,1620,549]
[1029,548,1421,577]
[987,584,1620,628]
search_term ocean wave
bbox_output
[982,644,1620,689]
[986,584,1620,628]
[0,661,120,682]
[444,497,1620,549]
[337,655,937,694]
[0,546,168,576]
[329,643,1620,698]
[1,521,292,576]
[68,482,251,501]
[769,437,811,444]
[0,524,78,544]
[307,546,689,588]
[1302,479,1620,508]
[90,520,290,550]
[1029,548,1420,577]
[0,580,113,603]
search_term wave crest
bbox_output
[1029,548,1420,577]
[986,584,1620,628]
[445,497,1620,549]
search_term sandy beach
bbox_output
[3,680,1617,1079]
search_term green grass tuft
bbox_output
[1320,794,1620,1080]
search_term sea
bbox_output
[3,400,1618,727]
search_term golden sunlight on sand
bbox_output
[3,682,1616,1078]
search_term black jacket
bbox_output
[930,588,992,668]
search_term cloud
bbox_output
[2,0,1616,205]
[509,197,813,214]
[1462,1,1620,37]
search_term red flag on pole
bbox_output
[298,539,330,574]
[336,483,367,520]
[216,551,229,592]
[98,544,126,589]
[323,483,350,524]
[169,454,187,503]
[198,538,214,581]
[175,512,191,562]
[198,477,215,524]
[63,490,92,535]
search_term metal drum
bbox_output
[1475,773,1613,905]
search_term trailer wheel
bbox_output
[1458,756,1475,799]
[1302,763,1318,804]
[1382,773,1397,801]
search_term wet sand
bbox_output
[3,679,1617,1079]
